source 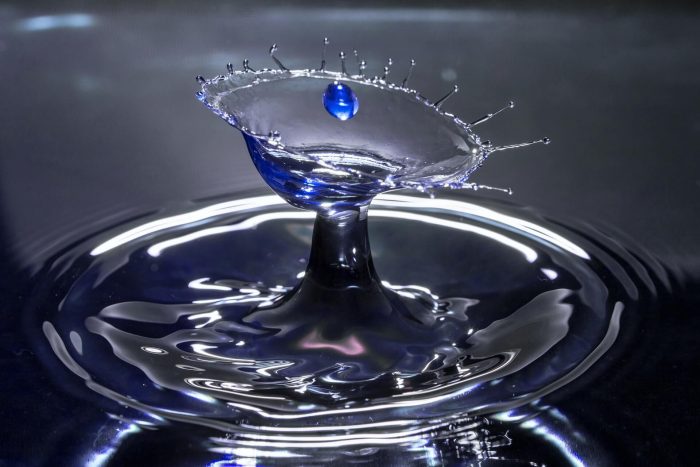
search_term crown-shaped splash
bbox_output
[196,39,548,210]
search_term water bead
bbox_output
[323,81,359,121]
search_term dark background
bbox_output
[1,1,699,465]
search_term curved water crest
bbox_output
[197,42,548,209]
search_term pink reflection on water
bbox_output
[300,330,365,356]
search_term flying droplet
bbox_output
[323,81,359,121]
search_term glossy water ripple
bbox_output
[29,194,664,458]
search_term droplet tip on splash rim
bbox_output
[194,39,550,202]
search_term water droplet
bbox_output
[269,43,288,71]
[320,38,329,71]
[243,59,255,72]
[323,81,359,121]
[339,51,347,75]
[434,85,459,109]
[359,60,367,78]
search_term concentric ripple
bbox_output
[31,193,659,448]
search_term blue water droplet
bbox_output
[323,81,359,121]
